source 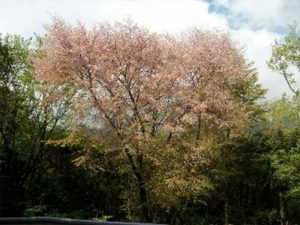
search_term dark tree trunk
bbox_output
[224,184,229,225]
[124,147,150,222]
[224,196,229,225]
[279,191,285,225]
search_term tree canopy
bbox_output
[0,21,299,225]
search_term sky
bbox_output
[1,0,299,99]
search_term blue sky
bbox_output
[1,0,299,99]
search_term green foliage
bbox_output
[0,34,37,215]
[91,215,113,222]
[270,145,300,195]
[0,34,73,216]
[264,96,300,224]
[24,205,48,217]
[268,23,300,95]
[48,211,87,219]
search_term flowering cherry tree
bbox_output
[34,20,262,221]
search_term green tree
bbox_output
[268,24,300,96]
[0,35,36,215]
[267,25,300,224]
[0,35,73,216]
[265,97,300,225]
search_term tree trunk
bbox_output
[138,177,150,222]
[279,191,285,225]
[225,197,229,225]
[124,147,150,222]
[224,187,229,225]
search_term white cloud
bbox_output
[0,0,229,37]
[231,28,292,99]
[214,0,300,30]
[122,0,229,33]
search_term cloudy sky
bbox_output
[1,0,299,99]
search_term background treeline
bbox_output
[0,21,299,225]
